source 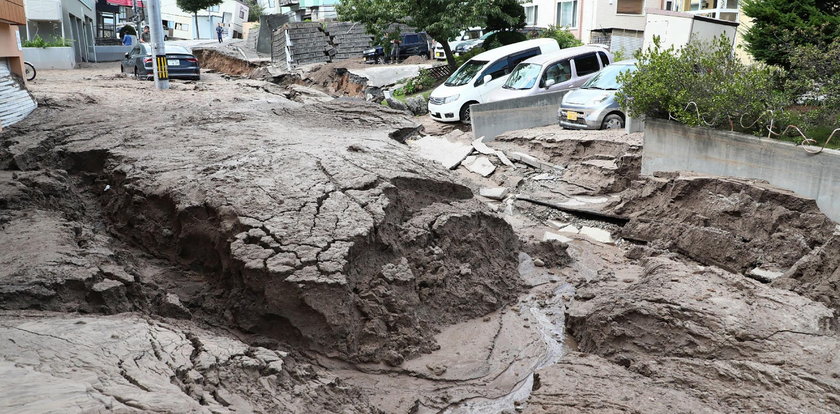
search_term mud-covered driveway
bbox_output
[1,62,839,413]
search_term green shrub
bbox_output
[483,31,526,49]
[784,38,840,139]
[393,72,437,97]
[22,35,72,48]
[539,25,582,49]
[617,36,789,134]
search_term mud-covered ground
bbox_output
[2,62,839,413]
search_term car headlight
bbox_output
[443,94,459,104]
[589,94,610,105]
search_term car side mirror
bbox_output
[544,79,556,88]
[483,74,492,84]
[124,52,130,59]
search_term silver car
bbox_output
[484,46,612,103]
[558,59,638,129]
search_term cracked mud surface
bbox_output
[2,63,840,413]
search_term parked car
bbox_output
[558,59,638,129]
[428,38,561,123]
[364,32,430,63]
[120,44,200,81]
[433,28,484,60]
[484,46,612,103]
[454,31,498,55]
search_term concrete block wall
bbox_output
[325,21,372,61]
[272,22,332,67]
[643,118,840,222]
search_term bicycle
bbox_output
[24,61,36,81]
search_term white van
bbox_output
[484,46,612,103]
[428,38,561,123]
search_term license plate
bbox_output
[167,59,179,66]
[567,111,578,121]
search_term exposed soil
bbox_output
[2,63,840,413]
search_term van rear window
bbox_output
[574,53,601,76]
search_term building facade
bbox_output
[21,0,95,63]
[1,0,38,127]
[521,0,665,56]
[159,0,248,40]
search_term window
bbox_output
[403,34,420,44]
[267,0,275,8]
[239,9,245,19]
[541,59,571,86]
[507,48,540,69]
[573,53,600,76]
[598,51,610,66]
[175,23,189,31]
[476,58,510,86]
[208,5,220,12]
[616,0,644,14]
[525,5,539,25]
[557,0,577,28]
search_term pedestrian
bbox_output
[390,37,401,64]
[216,23,224,43]
[140,25,150,43]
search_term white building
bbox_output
[521,0,665,56]
[159,0,248,40]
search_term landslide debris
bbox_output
[563,256,840,413]
[3,68,523,370]
[0,312,380,413]
[611,173,836,275]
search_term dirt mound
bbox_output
[194,48,260,77]
[492,126,643,195]
[563,256,840,413]
[611,173,836,274]
[774,232,840,325]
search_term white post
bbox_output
[146,0,169,89]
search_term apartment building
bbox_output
[522,0,664,55]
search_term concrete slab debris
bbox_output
[411,136,474,170]
[543,231,573,243]
[508,151,562,170]
[479,187,509,200]
[579,226,614,244]
[748,267,784,283]
[464,156,497,177]
[558,225,580,234]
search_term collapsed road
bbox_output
[1,63,839,413]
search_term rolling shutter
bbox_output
[0,58,38,129]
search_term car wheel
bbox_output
[602,114,624,129]
[460,102,476,123]
[375,56,383,64]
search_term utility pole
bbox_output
[146,0,169,90]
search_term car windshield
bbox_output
[581,64,637,90]
[503,63,542,90]
[445,60,488,86]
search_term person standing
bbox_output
[140,26,150,43]
[216,23,224,43]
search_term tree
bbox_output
[337,0,526,68]
[742,0,840,68]
[176,0,223,39]
[245,0,263,22]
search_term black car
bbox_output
[363,32,430,63]
[120,44,200,81]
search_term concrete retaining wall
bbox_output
[470,90,568,141]
[22,47,74,70]
[94,45,131,62]
[643,118,840,222]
